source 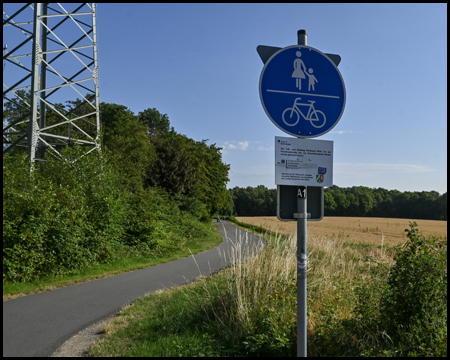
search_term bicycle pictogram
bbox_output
[282,98,326,128]
[282,97,326,128]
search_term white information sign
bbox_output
[275,136,333,186]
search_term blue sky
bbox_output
[4,4,447,194]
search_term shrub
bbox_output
[3,147,128,282]
[320,222,448,357]
[379,221,447,356]
[3,146,215,283]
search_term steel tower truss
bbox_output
[3,3,100,163]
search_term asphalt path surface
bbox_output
[3,221,264,357]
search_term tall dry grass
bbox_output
[183,224,394,354]
[88,217,445,356]
[221,226,296,332]
[89,220,406,356]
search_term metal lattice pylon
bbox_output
[3,3,100,164]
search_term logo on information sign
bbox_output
[316,174,324,183]
[318,167,327,174]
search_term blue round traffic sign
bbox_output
[259,45,345,138]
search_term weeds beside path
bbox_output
[4,220,265,357]
[88,218,447,357]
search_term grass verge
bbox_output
[88,221,398,357]
[3,221,222,301]
[50,219,445,357]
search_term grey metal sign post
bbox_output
[297,30,308,358]
[296,184,308,357]
[258,29,344,357]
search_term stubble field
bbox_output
[235,216,447,247]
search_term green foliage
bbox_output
[230,185,276,216]
[122,187,210,255]
[380,222,447,356]
[236,293,297,357]
[3,146,128,282]
[230,184,447,220]
[146,131,230,220]
[100,102,156,193]
[3,89,32,142]
[137,107,171,136]
[310,222,447,357]
[3,144,217,283]
[324,185,447,220]
[324,191,337,213]
[4,98,230,284]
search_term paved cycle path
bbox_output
[3,221,264,357]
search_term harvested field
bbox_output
[235,216,447,247]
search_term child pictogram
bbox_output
[292,53,318,92]
[306,68,318,91]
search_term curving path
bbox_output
[3,221,264,357]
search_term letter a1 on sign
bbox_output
[297,186,306,198]
[260,45,345,138]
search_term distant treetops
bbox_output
[229,185,446,220]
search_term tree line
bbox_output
[3,91,231,282]
[228,185,447,220]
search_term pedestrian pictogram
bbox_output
[259,45,345,138]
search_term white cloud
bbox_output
[219,141,273,154]
[222,141,249,151]
[237,141,249,150]
[257,145,273,151]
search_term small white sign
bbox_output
[275,136,333,186]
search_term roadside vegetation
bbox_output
[88,220,447,357]
[3,217,222,300]
[3,93,231,298]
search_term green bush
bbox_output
[122,187,210,256]
[3,145,215,283]
[313,222,447,357]
[4,101,231,284]
[379,221,447,356]
[3,147,129,282]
